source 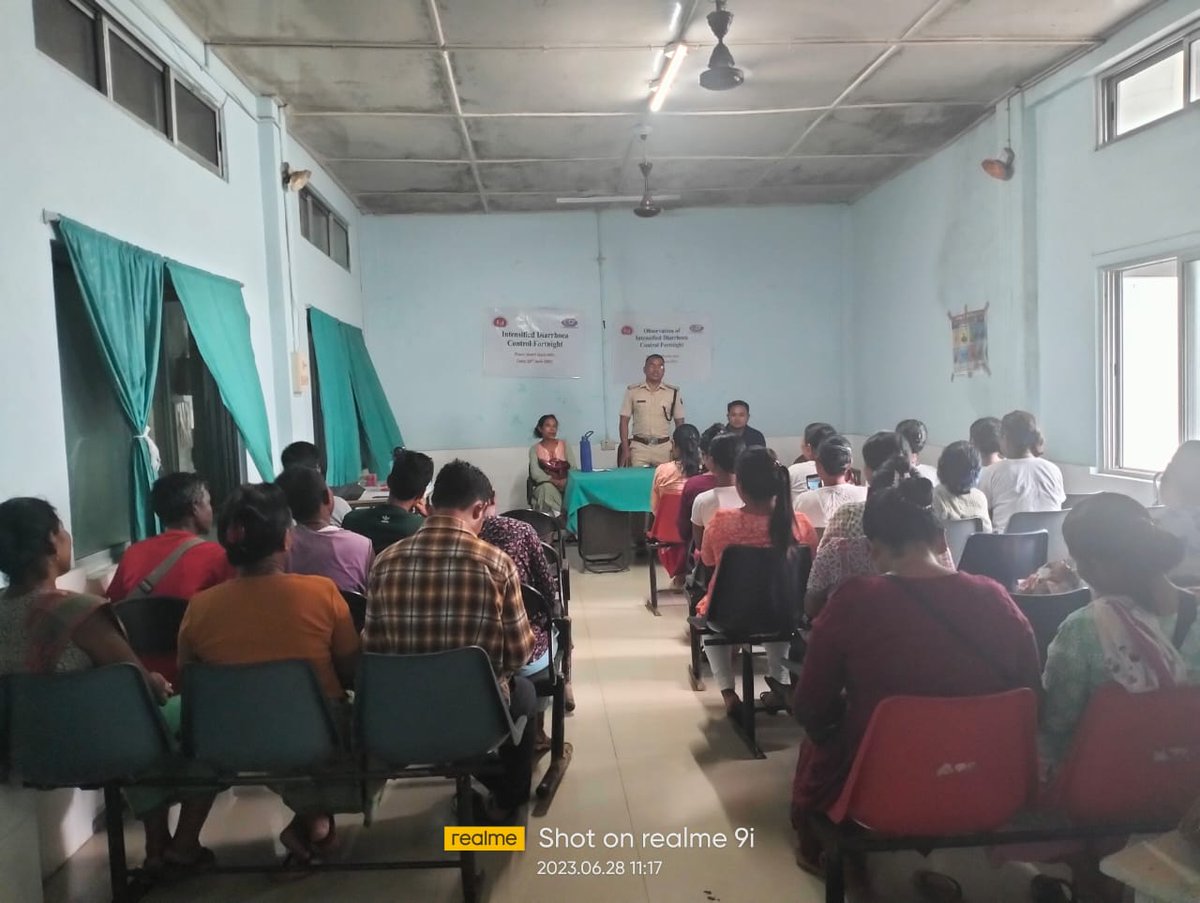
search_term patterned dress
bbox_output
[479,515,559,663]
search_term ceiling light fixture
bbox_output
[981,96,1016,181]
[700,0,743,91]
[649,43,688,113]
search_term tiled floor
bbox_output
[44,560,1048,902]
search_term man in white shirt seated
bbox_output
[896,418,940,483]
[690,433,745,549]
[789,422,837,497]
[793,435,868,531]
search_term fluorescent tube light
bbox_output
[649,43,688,113]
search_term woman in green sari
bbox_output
[529,414,576,516]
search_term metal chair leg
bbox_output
[646,543,661,615]
[456,775,481,903]
[824,843,845,903]
[104,784,131,903]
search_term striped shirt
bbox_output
[363,515,533,692]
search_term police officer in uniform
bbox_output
[618,354,685,467]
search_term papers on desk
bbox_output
[1101,831,1200,903]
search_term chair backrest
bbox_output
[648,493,684,544]
[356,648,518,766]
[500,509,557,541]
[1010,588,1093,665]
[707,544,812,637]
[9,663,171,787]
[115,595,188,681]
[520,582,553,622]
[182,660,339,773]
[958,531,1049,590]
[1053,683,1200,824]
[341,590,367,633]
[941,517,984,567]
[827,689,1038,834]
[1006,510,1070,562]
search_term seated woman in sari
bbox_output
[0,497,215,877]
[529,414,575,516]
[178,483,362,867]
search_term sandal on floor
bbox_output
[759,689,787,714]
[912,869,963,903]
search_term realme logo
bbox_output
[444,827,526,851]
[935,762,978,777]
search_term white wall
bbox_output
[848,0,1200,495]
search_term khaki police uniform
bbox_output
[620,381,685,467]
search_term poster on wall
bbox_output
[607,312,712,382]
[483,308,588,378]
[949,303,990,380]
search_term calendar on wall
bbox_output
[949,303,990,380]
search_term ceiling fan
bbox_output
[556,132,678,215]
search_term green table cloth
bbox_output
[564,468,655,533]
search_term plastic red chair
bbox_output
[646,493,686,614]
[1048,683,1200,824]
[827,689,1038,835]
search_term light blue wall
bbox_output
[849,0,1200,467]
[360,206,849,450]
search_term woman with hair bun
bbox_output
[1043,493,1200,765]
[178,483,362,867]
[529,414,575,517]
[790,478,1040,874]
[976,410,1065,532]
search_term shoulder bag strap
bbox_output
[885,575,1016,686]
[128,536,205,599]
[1174,592,1198,650]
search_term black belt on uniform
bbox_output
[632,436,670,445]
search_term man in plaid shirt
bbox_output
[364,459,536,819]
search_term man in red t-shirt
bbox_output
[106,472,234,602]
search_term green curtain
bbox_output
[57,218,163,540]
[342,324,404,478]
[165,261,275,481]
[308,308,361,486]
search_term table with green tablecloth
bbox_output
[564,468,655,533]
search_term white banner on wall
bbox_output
[607,311,712,382]
[483,308,588,378]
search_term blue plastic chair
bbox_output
[941,517,984,567]
[958,531,1050,591]
[1007,510,1070,562]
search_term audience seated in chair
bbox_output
[724,399,766,449]
[793,435,867,532]
[651,424,703,516]
[529,414,575,518]
[280,441,353,526]
[343,449,433,554]
[178,482,361,867]
[789,422,838,496]
[697,448,818,715]
[106,471,234,603]
[790,478,1040,875]
[932,440,992,533]
[1043,492,1200,769]
[363,460,537,823]
[277,465,374,593]
[896,418,940,483]
[677,423,724,548]
[479,499,571,729]
[1152,440,1200,585]
[970,416,1005,468]
[0,497,215,876]
[977,410,1066,532]
[690,432,746,551]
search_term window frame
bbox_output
[1099,26,1200,145]
[298,187,351,272]
[32,0,225,178]
[1100,255,1194,477]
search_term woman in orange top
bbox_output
[651,423,703,515]
[698,447,818,714]
[179,483,361,867]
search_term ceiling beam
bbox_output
[202,37,1099,51]
[423,0,488,212]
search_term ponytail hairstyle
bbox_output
[867,449,919,498]
[861,430,912,475]
[673,423,703,478]
[0,497,61,585]
[1001,410,1045,458]
[218,483,292,567]
[699,422,725,458]
[735,446,796,553]
[862,477,941,552]
[1159,440,1200,508]
[1063,493,1185,597]
[936,440,982,496]
[895,419,929,455]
